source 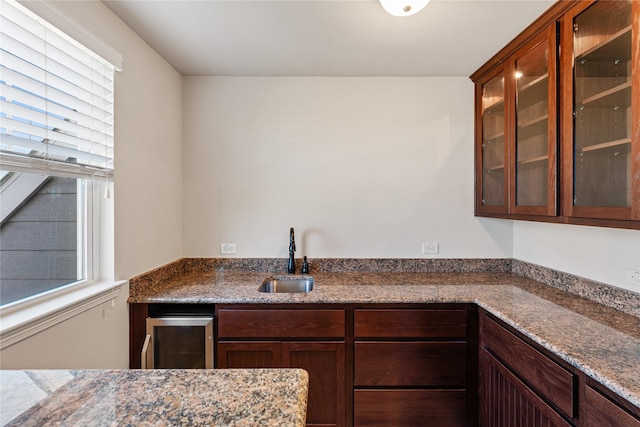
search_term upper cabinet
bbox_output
[476,65,508,214]
[475,24,559,217]
[512,25,558,216]
[561,0,638,222]
[472,0,639,229]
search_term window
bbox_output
[0,0,118,309]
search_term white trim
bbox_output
[0,280,126,350]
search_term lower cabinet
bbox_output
[582,380,640,427]
[131,303,640,427]
[353,307,474,427]
[479,348,571,427]
[478,310,640,427]
[479,310,576,427]
[354,389,467,427]
[216,306,346,427]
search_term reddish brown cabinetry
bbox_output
[479,312,577,426]
[353,308,473,427]
[478,310,640,427]
[472,0,640,229]
[216,306,346,427]
[561,0,639,223]
[474,23,558,218]
[582,380,640,427]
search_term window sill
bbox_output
[0,280,126,350]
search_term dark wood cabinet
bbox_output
[353,307,474,427]
[354,389,467,427]
[472,0,640,229]
[216,306,346,427]
[476,64,509,215]
[131,301,640,427]
[561,0,640,223]
[479,311,577,426]
[474,23,558,218]
[479,348,571,427]
[581,379,640,427]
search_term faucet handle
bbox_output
[289,227,296,252]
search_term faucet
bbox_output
[288,227,296,274]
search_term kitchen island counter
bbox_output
[0,368,309,426]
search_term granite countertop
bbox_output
[128,268,640,410]
[0,368,309,426]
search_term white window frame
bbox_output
[0,177,123,350]
[0,0,124,350]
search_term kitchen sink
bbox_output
[258,277,314,293]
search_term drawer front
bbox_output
[217,309,345,338]
[583,386,640,427]
[354,342,467,387]
[481,315,576,418]
[354,389,466,427]
[354,309,467,338]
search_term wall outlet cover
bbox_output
[220,243,237,255]
[422,243,439,254]
[627,269,640,287]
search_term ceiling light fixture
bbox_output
[379,0,430,17]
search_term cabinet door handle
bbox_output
[141,334,151,369]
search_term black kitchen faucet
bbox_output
[288,227,296,274]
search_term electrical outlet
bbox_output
[627,269,640,287]
[422,243,439,254]
[220,243,237,255]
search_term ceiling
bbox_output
[102,0,556,77]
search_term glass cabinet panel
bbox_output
[572,0,632,208]
[515,41,550,207]
[481,73,507,208]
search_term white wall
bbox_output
[183,76,513,259]
[514,222,640,293]
[0,0,183,369]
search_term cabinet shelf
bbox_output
[579,80,631,108]
[483,132,504,142]
[517,114,548,140]
[519,73,548,93]
[483,98,504,112]
[576,25,632,62]
[486,164,505,172]
[580,137,631,153]
[518,155,548,169]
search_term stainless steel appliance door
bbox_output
[143,317,214,369]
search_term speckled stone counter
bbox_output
[128,259,640,411]
[0,368,308,426]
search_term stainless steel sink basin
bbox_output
[258,277,314,293]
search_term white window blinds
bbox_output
[0,0,117,179]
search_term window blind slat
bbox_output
[2,116,113,159]
[0,37,114,106]
[1,99,113,146]
[0,51,113,121]
[1,83,113,134]
[0,134,111,168]
[2,2,117,78]
[0,0,115,180]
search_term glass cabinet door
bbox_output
[512,26,557,215]
[567,0,634,219]
[478,70,508,213]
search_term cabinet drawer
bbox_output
[481,315,576,418]
[354,342,467,387]
[583,385,640,427]
[354,309,467,338]
[217,309,345,338]
[354,389,466,427]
